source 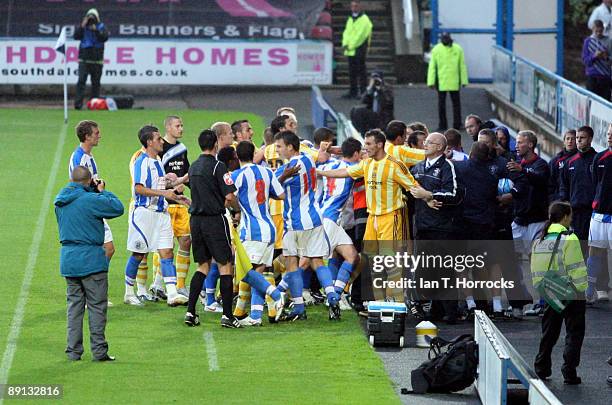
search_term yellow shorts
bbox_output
[272,214,284,249]
[363,209,409,255]
[167,204,190,237]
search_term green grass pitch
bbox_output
[0,108,399,404]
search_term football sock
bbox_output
[264,271,278,318]
[176,249,190,289]
[205,263,220,305]
[124,256,141,296]
[233,281,251,318]
[285,270,304,314]
[586,255,604,297]
[250,289,265,320]
[328,257,341,280]
[152,252,162,288]
[272,257,286,277]
[160,258,178,296]
[334,261,354,295]
[315,265,338,305]
[243,270,269,295]
[188,271,205,315]
[136,258,149,296]
[220,275,234,319]
[302,268,312,290]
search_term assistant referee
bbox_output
[185,129,241,328]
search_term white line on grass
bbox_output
[203,332,219,371]
[0,124,68,394]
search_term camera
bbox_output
[373,78,382,86]
[86,14,97,26]
[90,178,104,192]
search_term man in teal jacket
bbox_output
[54,165,124,361]
[427,32,468,131]
[342,0,373,99]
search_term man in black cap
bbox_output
[350,71,394,135]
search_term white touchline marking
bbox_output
[0,124,68,396]
[203,332,219,371]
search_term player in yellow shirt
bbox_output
[319,129,419,245]
[319,129,424,300]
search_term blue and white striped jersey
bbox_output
[69,146,98,180]
[131,153,167,212]
[231,163,284,243]
[319,160,356,223]
[276,153,322,231]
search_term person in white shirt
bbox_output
[444,128,469,161]
[589,0,612,37]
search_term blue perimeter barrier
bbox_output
[491,45,611,152]
[311,86,363,145]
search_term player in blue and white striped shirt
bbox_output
[274,131,341,321]
[229,141,298,326]
[318,138,362,307]
[125,125,189,308]
[69,120,116,305]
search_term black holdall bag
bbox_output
[410,334,478,394]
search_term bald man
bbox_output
[410,132,462,323]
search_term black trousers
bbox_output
[415,229,458,321]
[534,300,585,379]
[437,90,462,130]
[348,45,368,96]
[493,223,533,308]
[75,62,103,109]
[586,76,611,102]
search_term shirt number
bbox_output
[255,179,266,205]
[326,178,337,195]
[303,167,316,194]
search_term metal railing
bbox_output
[474,310,562,405]
[491,45,611,151]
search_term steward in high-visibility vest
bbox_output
[530,223,588,292]
[341,1,373,98]
[342,12,372,57]
[531,205,587,385]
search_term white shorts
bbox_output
[127,207,174,253]
[283,225,330,258]
[242,240,274,266]
[512,221,545,255]
[323,218,353,257]
[588,216,612,249]
[103,219,113,244]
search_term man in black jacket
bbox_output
[74,8,108,110]
[478,129,532,317]
[559,126,597,247]
[548,129,577,202]
[508,130,550,315]
[586,123,612,303]
[410,132,463,323]
[350,71,394,135]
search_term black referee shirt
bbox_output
[160,139,190,204]
[188,153,236,216]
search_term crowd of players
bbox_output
[68,108,612,328]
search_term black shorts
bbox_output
[190,214,232,265]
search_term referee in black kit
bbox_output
[184,129,241,328]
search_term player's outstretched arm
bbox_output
[317,168,349,178]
